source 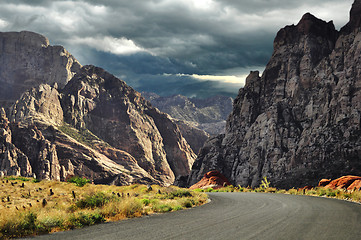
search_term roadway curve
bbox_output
[28,192,361,240]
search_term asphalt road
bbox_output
[26,192,361,240]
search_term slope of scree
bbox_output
[188,0,361,189]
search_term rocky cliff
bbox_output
[0,31,81,102]
[0,31,196,186]
[188,0,361,188]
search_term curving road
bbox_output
[26,192,361,240]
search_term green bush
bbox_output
[67,176,90,187]
[181,199,194,208]
[318,188,327,196]
[326,189,338,197]
[153,204,172,212]
[4,176,30,182]
[141,198,150,206]
[76,192,112,209]
[68,213,105,229]
[167,189,192,199]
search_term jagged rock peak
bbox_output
[274,12,338,48]
[341,0,361,33]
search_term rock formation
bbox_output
[189,170,230,190]
[321,176,361,190]
[0,31,81,102]
[188,0,361,188]
[0,31,196,186]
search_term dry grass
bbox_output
[0,177,208,239]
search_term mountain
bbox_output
[0,31,196,186]
[142,92,233,135]
[188,0,361,189]
[0,31,81,106]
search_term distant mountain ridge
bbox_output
[142,92,233,135]
[0,31,198,186]
[188,0,361,188]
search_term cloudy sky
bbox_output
[0,0,354,98]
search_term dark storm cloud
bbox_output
[0,0,354,97]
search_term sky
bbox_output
[0,0,354,98]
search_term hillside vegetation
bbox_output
[0,176,208,239]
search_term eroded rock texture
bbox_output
[189,1,361,188]
[0,31,196,186]
[0,31,81,102]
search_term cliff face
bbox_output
[189,1,361,188]
[0,31,81,102]
[0,32,196,186]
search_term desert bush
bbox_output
[152,203,173,213]
[317,188,327,196]
[260,176,270,189]
[67,176,90,187]
[167,189,192,199]
[350,191,361,202]
[76,192,112,209]
[288,188,298,195]
[121,199,143,217]
[181,199,194,208]
[141,198,150,206]
[66,212,105,229]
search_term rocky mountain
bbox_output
[0,31,81,104]
[188,0,361,189]
[142,92,233,135]
[0,31,197,186]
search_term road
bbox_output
[26,192,361,240]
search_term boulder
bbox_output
[325,176,361,189]
[189,170,230,189]
[318,179,332,187]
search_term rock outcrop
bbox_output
[60,65,196,184]
[189,170,230,190]
[0,31,197,186]
[0,31,81,102]
[322,176,361,190]
[188,1,361,188]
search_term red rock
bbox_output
[318,179,331,187]
[325,176,361,190]
[189,170,230,190]
[347,180,361,191]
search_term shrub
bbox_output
[173,205,183,211]
[288,188,298,195]
[181,199,194,208]
[121,199,143,217]
[4,176,30,182]
[168,189,192,199]
[67,213,105,229]
[326,189,338,197]
[141,199,150,206]
[67,176,90,187]
[76,192,112,209]
[153,204,172,213]
[260,176,270,189]
[317,188,327,196]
